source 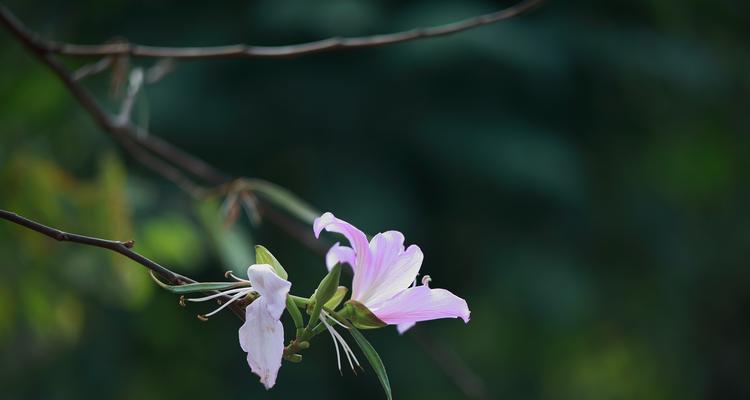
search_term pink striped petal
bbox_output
[313,212,371,271]
[354,231,422,305]
[370,284,470,327]
[325,242,356,271]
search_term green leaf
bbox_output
[246,179,319,224]
[149,272,249,294]
[350,327,392,400]
[255,245,288,279]
[344,300,387,329]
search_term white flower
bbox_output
[237,264,291,389]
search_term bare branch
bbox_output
[0,209,186,284]
[2,0,542,61]
[0,209,246,319]
[116,134,211,199]
[0,6,229,187]
[0,4,499,393]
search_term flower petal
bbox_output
[239,264,291,389]
[239,299,285,389]
[369,284,470,327]
[246,264,291,319]
[396,322,416,334]
[355,231,423,305]
[313,212,370,270]
[325,242,356,270]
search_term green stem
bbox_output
[285,296,304,331]
[282,306,352,361]
[289,294,311,307]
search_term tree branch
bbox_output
[1,0,542,60]
[0,5,509,396]
[0,209,246,319]
[0,4,229,188]
[0,209,186,284]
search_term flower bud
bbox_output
[313,263,341,307]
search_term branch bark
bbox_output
[1,4,229,190]
[4,0,542,60]
[0,209,186,284]
[0,209,246,319]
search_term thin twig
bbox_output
[0,209,245,320]
[72,56,112,81]
[3,0,542,60]
[0,209,184,284]
[116,134,211,198]
[0,5,228,187]
[0,4,499,392]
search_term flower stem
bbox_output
[288,294,311,307]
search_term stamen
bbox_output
[186,287,250,302]
[329,323,360,371]
[321,309,349,330]
[320,311,360,371]
[334,329,355,371]
[224,270,251,283]
[321,317,343,373]
[201,289,251,318]
[421,275,432,286]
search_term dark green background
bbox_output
[1,0,749,399]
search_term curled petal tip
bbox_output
[313,212,335,238]
[325,242,356,270]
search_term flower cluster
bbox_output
[170,212,470,393]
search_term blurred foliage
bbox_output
[1,0,750,399]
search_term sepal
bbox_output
[343,300,387,329]
[255,245,288,279]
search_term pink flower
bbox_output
[313,212,470,333]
